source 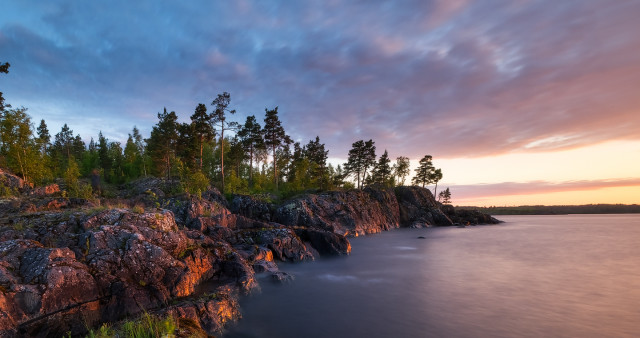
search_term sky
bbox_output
[1,0,639,206]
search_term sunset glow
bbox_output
[2,1,639,206]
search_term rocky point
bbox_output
[0,170,499,337]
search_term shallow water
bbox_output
[223,214,640,338]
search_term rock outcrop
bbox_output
[0,170,498,337]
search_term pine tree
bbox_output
[344,139,376,189]
[53,124,74,161]
[123,134,140,180]
[0,62,10,111]
[210,92,239,193]
[370,150,393,187]
[146,108,179,179]
[131,126,147,176]
[97,131,111,182]
[439,187,451,204]
[412,155,435,188]
[36,119,50,154]
[190,103,214,170]
[432,168,443,199]
[237,115,265,187]
[304,136,329,189]
[393,156,410,186]
[263,107,291,190]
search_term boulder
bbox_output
[295,228,351,256]
[0,169,25,194]
[0,240,102,337]
[274,189,400,236]
[161,286,241,334]
[230,195,274,222]
[394,186,453,226]
[235,228,314,262]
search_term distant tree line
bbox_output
[461,204,640,215]
[0,61,450,200]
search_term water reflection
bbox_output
[224,215,640,338]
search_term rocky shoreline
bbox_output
[0,172,499,337]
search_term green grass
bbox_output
[85,312,177,338]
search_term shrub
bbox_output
[185,171,209,197]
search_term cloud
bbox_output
[449,178,640,201]
[1,0,639,160]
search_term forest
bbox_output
[0,62,450,202]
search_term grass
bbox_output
[85,312,177,338]
[132,205,144,214]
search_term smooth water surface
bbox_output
[223,215,640,338]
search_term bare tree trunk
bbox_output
[273,144,278,190]
[249,146,254,188]
[220,130,225,193]
[433,182,438,199]
[199,139,204,170]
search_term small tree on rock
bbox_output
[439,187,452,204]
[412,155,435,188]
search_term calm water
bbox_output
[223,215,640,338]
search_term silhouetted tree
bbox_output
[432,168,443,199]
[369,150,393,187]
[412,155,435,188]
[439,187,451,204]
[304,136,329,189]
[393,156,410,186]
[344,139,376,189]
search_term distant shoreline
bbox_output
[457,204,640,215]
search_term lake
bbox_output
[223,214,640,338]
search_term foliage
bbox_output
[0,108,36,184]
[237,115,265,187]
[263,106,291,190]
[64,159,93,198]
[0,65,447,199]
[185,171,210,197]
[368,149,393,187]
[344,139,376,189]
[432,168,443,198]
[439,187,451,204]
[146,108,179,179]
[190,103,214,170]
[393,156,410,186]
[0,61,9,111]
[210,92,239,193]
[226,168,249,195]
[86,313,177,338]
[412,155,435,188]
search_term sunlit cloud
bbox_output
[450,178,640,201]
[1,1,639,205]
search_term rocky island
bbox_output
[0,169,499,337]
